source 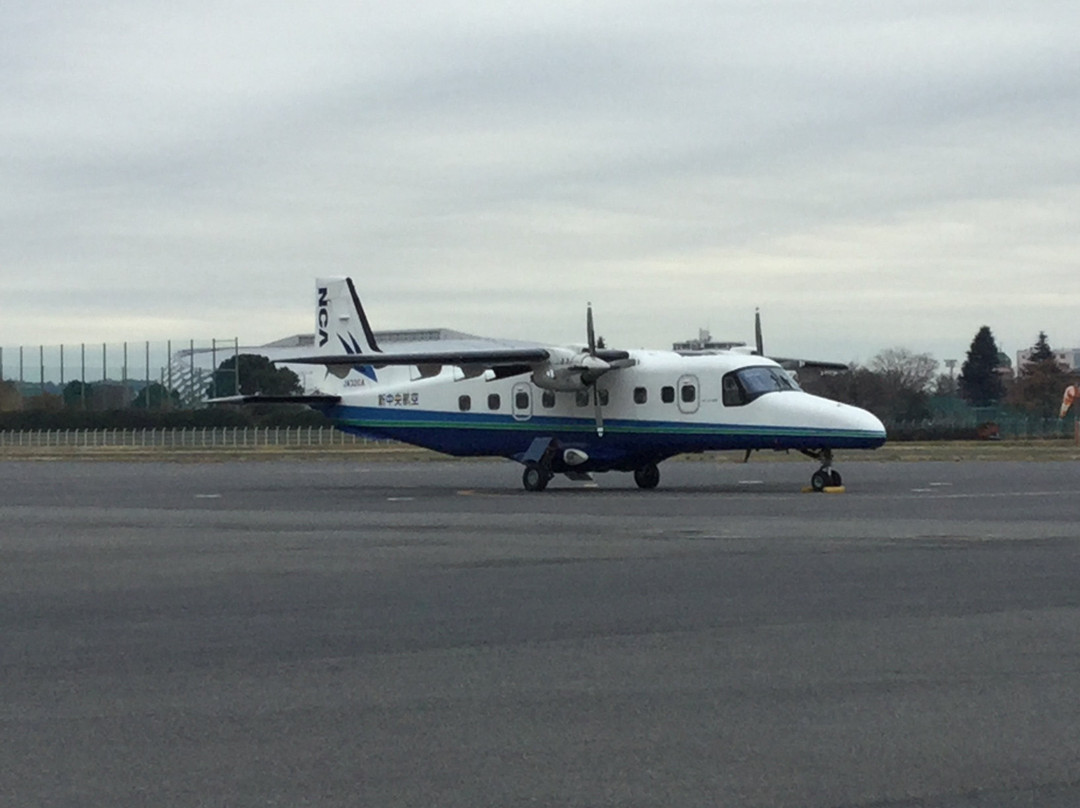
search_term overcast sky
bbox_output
[3,0,1078,366]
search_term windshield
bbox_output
[723,366,800,406]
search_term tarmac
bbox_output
[3,457,1080,807]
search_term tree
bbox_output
[1030,331,1055,363]
[803,361,925,423]
[0,380,21,412]
[132,382,182,410]
[25,392,63,412]
[870,348,938,394]
[866,348,938,422]
[207,354,302,398]
[958,326,1005,406]
[933,373,958,397]
[1008,332,1069,417]
[63,380,93,409]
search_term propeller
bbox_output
[587,303,604,437]
[570,303,632,437]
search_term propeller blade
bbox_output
[593,384,604,437]
[754,308,764,356]
[587,303,596,355]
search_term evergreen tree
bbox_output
[958,326,1004,406]
[1030,331,1054,362]
[1008,332,1068,417]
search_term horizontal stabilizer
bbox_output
[208,394,342,406]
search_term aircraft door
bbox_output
[677,374,700,415]
[512,382,533,421]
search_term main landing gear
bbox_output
[802,448,842,492]
[633,463,660,490]
[522,462,553,492]
[520,459,661,491]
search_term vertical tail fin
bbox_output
[315,277,381,356]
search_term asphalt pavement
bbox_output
[3,457,1080,807]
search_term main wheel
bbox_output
[522,463,550,492]
[830,470,843,488]
[633,463,660,489]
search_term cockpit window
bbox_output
[722,366,800,406]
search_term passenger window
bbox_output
[542,390,555,408]
[681,384,696,404]
[661,386,675,404]
[576,390,590,407]
[488,393,501,410]
[633,387,647,404]
[515,391,529,410]
[598,389,609,406]
[458,395,471,412]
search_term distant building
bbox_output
[672,328,746,352]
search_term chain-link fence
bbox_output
[0,337,331,413]
[887,413,1079,441]
[0,339,248,409]
[0,426,392,448]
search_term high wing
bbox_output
[281,345,631,372]
[283,276,630,379]
[770,357,851,372]
[282,345,551,371]
[207,393,342,405]
[753,310,850,372]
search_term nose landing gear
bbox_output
[802,448,843,492]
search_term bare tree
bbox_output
[870,348,938,393]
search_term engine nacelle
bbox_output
[531,349,614,391]
[532,363,589,392]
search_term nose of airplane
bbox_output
[840,401,887,444]
[788,394,886,447]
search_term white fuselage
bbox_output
[314,349,885,472]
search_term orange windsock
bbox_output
[1061,385,1077,418]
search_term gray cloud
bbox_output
[2,1,1079,364]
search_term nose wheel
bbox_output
[810,467,842,492]
[803,448,842,492]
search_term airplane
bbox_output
[215,277,886,491]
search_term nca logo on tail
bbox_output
[317,286,330,347]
